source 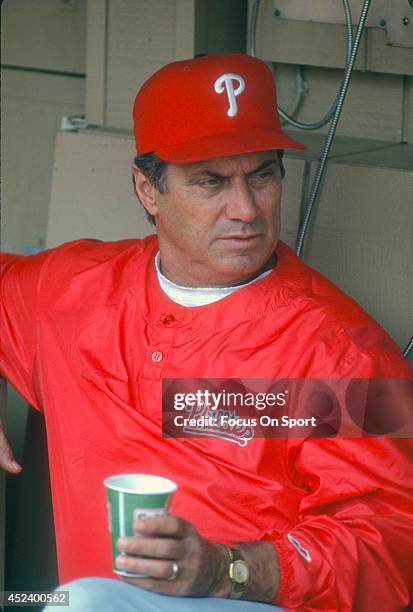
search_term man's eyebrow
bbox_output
[186,158,278,182]
[248,159,278,174]
[184,169,226,184]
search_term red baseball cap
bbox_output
[133,53,305,163]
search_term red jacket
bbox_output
[1,237,412,611]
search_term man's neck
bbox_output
[155,252,276,308]
[158,252,277,290]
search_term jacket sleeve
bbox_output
[0,250,52,411]
[272,437,413,611]
[271,352,413,611]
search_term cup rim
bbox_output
[104,473,177,495]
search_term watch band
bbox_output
[226,546,250,599]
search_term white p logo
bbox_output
[214,73,246,117]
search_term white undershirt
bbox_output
[155,252,273,307]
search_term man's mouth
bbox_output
[220,233,262,241]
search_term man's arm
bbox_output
[0,252,49,474]
[1,251,50,412]
[0,251,49,476]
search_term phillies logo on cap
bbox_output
[214,73,246,117]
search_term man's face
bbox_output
[136,150,282,287]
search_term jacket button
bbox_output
[151,351,163,363]
[163,315,176,325]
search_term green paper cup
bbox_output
[104,473,177,577]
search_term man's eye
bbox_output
[252,170,274,182]
[199,178,222,188]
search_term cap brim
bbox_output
[154,128,306,163]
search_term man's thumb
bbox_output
[0,431,22,473]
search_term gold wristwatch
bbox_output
[226,546,250,599]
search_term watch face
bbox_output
[233,560,249,584]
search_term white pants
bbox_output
[45,577,284,611]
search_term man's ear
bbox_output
[132,164,158,217]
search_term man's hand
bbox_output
[116,515,279,602]
[0,416,22,474]
[116,515,229,597]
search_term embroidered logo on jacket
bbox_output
[287,532,312,562]
[182,402,254,447]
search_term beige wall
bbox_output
[1,0,86,73]
[47,131,152,246]
[303,161,413,350]
[86,0,247,127]
[1,0,86,254]
[1,70,85,254]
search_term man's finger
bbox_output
[117,536,184,560]
[116,555,178,580]
[0,428,22,473]
[133,515,187,538]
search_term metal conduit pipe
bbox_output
[295,0,372,257]
[403,336,413,358]
[248,0,260,57]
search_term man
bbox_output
[1,54,412,611]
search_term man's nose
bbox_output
[225,179,258,223]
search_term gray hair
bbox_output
[133,150,285,227]
[133,152,167,226]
